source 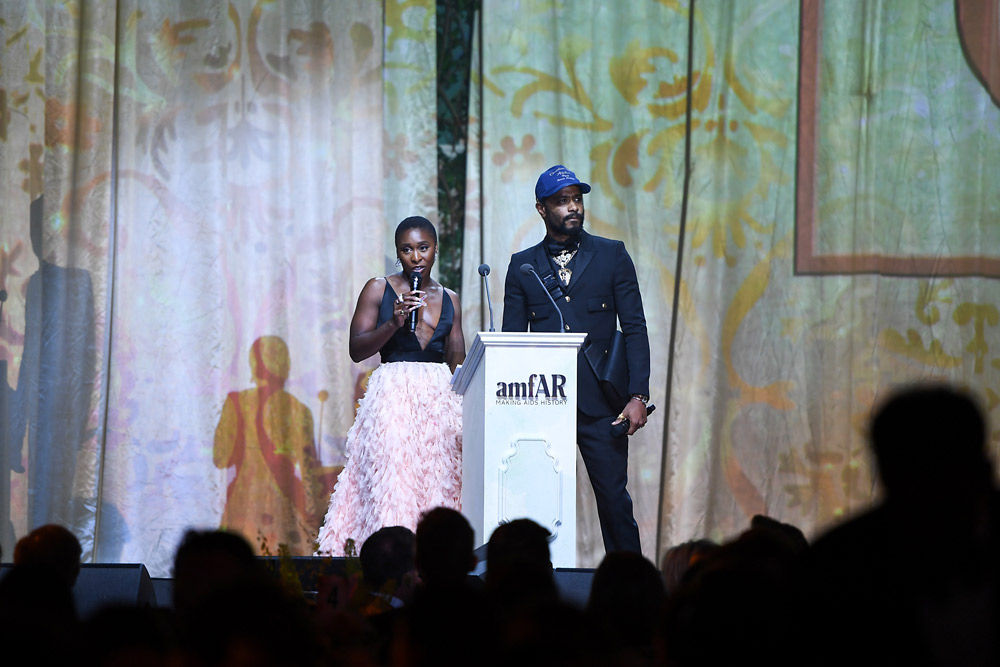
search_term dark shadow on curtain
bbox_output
[94,501,128,563]
[7,196,97,536]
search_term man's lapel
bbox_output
[566,231,595,294]
[531,242,549,279]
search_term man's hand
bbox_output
[612,397,648,436]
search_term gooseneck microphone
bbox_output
[409,272,422,333]
[478,264,495,332]
[520,263,565,333]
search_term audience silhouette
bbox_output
[358,525,417,610]
[391,508,489,667]
[414,506,478,593]
[485,518,558,612]
[2,384,997,666]
[660,516,807,666]
[170,528,261,624]
[1,521,83,663]
[14,523,82,588]
[0,561,80,663]
[660,538,718,593]
[587,551,665,666]
[805,384,1000,666]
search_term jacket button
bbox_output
[565,296,571,302]
[531,311,535,317]
[602,302,607,308]
[564,324,571,331]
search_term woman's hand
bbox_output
[349,277,425,362]
[391,289,426,328]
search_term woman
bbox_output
[316,216,465,556]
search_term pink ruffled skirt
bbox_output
[316,361,462,556]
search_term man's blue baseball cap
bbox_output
[535,165,592,200]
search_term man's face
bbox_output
[536,185,585,240]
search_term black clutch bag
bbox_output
[582,329,631,411]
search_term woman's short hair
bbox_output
[395,216,437,245]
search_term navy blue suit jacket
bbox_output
[501,230,651,417]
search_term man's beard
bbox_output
[545,212,584,238]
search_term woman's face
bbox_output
[396,227,436,281]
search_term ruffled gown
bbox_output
[316,282,462,556]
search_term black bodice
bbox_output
[377,281,453,363]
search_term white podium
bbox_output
[451,331,587,568]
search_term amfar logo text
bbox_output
[495,374,568,405]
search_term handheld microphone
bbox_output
[409,273,422,333]
[611,403,656,437]
[478,264,495,332]
[520,263,565,333]
[0,288,6,326]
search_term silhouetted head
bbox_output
[870,384,991,503]
[587,551,666,653]
[182,562,322,666]
[660,538,719,592]
[359,525,415,592]
[172,529,260,619]
[13,524,83,587]
[661,533,804,667]
[485,519,555,606]
[249,336,290,387]
[487,519,551,571]
[747,515,809,556]
[415,507,476,589]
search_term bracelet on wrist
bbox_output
[630,394,649,405]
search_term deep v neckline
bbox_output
[388,283,451,353]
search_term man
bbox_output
[13,524,83,588]
[415,506,478,593]
[803,385,1000,665]
[359,525,418,609]
[502,165,650,554]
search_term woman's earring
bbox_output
[395,257,401,267]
